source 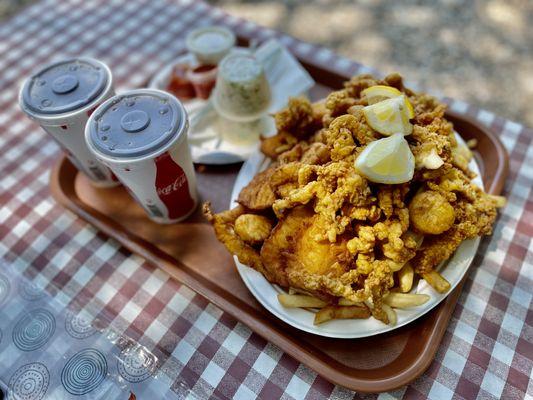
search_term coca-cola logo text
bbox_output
[156,174,187,196]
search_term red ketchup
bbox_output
[186,64,217,99]
[167,64,195,100]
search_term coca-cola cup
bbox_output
[85,89,198,224]
[19,57,118,187]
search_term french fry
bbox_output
[382,304,397,326]
[466,138,478,149]
[389,261,405,272]
[277,294,327,308]
[488,194,506,208]
[314,306,336,325]
[422,270,451,293]
[398,264,414,293]
[384,292,430,308]
[405,230,424,249]
[288,287,314,296]
[313,305,371,325]
[338,298,364,307]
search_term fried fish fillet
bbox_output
[261,207,349,287]
[237,166,277,210]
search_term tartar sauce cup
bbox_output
[213,54,271,122]
[186,26,236,65]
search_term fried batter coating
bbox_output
[234,214,273,245]
[409,117,454,173]
[260,98,324,160]
[409,191,455,235]
[377,184,409,218]
[286,214,350,282]
[348,216,417,275]
[324,90,358,119]
[260,132,298,159]
[451,142,475,176]
[272,161,372,242]
[203,204,265,277]
[278,142,330,165]
[412,169,501,273]
[343,74,382,98]
[206,73,503,326]
[275,97,322,139]
[237,166,277,210]
[260,206,313,287]
[322,114,378,162]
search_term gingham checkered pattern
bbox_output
[0,1,531,399]
[0,260,179,398]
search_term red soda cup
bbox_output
[85,89,197,223]
[19,57,118,187]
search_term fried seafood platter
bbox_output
[204,73,504,336]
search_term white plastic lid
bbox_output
[186,26,236,64]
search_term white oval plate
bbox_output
[230,134,482,338]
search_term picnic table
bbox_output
[0,0,531,399]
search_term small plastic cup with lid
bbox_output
[167,63,196,100]
[186,64,218,100]
[213,53,271,122]
[186,26,236,65]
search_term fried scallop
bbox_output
[408,190,455,235]
[234,214,273,245]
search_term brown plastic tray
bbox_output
[49,65,508,392]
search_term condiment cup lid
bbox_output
[186,26,236,64]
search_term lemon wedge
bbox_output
[363,96,413,136]
[355,133,415,184]
[362,85,415,119]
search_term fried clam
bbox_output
[412,168,503,275]
[260,97,325,159]
[272,160,373,242]
[275,96,323,139]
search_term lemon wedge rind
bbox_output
[362,85,415,119]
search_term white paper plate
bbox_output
[229,134,482,338]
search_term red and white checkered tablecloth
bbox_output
[0,1,531,399]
